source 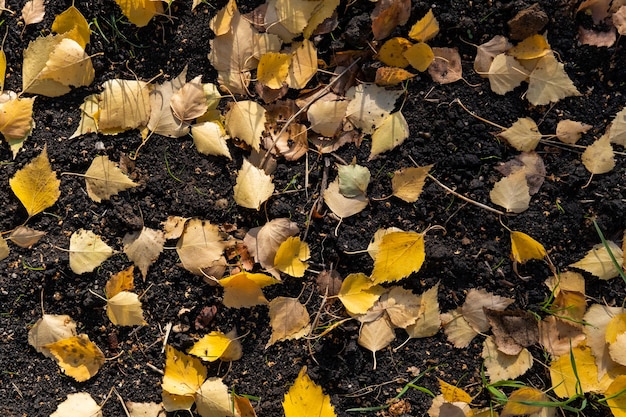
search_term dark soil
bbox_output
[1,0,625,416]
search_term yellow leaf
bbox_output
[273,0,321,36]
[162,345,206,397]
[10,147,60,218]
[358,316,395,369]
[582,133,615,175]
[114,0,163,27]
[22,34,94,97]
[70,93,99,139]
[233,159,275,210]
[51,393,102,417]
[403,42,434,72]
[224,100,267,151]
[501,387,546,417]
[570,241,623,280]
[84,155,138,202]
[374,67,416,86]
[257,52,291,90]
[307,93,349,136]
[439,379,472,403]
[69,229,115,274]
[0,94,35,156]
[287,39,318,89]
[605,375,626,417]
[105,265,135,298]
[405,283,441,338]
[526,53,580,106]
[549,343,600,398]
[0,50,6,92]
[608,108,626,146]
[267,297,310,348]
[52,5,90,48]
[106,291,146,326]
[377,37,412,68]
[283,367,336,417]
[176,219,227,276]
[219,271,279,308]
[44,334,105,382]
[486,53,529,95]
[370,231,425,284]
[274,236,310,277]
[189,330,242,362]
[192,121,232,160]
[97,79,151,133]
[490,169,531,213]
[499,117,541,152]
[391,165,433,203]
[370,111,410,159]
[482,336,533,383]
[338,273,385,316]
[195,377,235,417]
[408,9,439,42]
[508,34,551,60]
[510,231,546,263]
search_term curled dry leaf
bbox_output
[94,79,152,134]
[428,47,462,84]
[69,229,115,274]
[148,66,190,138]
[44,334,105,382]
[474,35,512,76]
[84,155,138,202]
[484,308,539,356]
[578,26,616,47]
[170,75,208,122]
[9,225,45,248]
[28,314,77,360]
[266,297,310,348]
[51,5,91,48]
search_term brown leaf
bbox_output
[428,47,462,84]
[495,152,545,195]
[474,35,513,76]
[484,309,539,356]
[22,0,45,25]
[9,225,45,248]
[123,227,165,280]
[371,0,411,40]
[266,297,310,348]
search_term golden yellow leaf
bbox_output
[224,101,266,151]
[52,5,90,48]
[391,165,433,203]
[22,34,94,97]
[267,297,310,348]
[162,345,206,397]
[0,50,6,92]
[303,0,339,39]
[233,159,275,210]
[439,379,472,403]
[192,121,232,160]
[550,343,600,398]
[370,111,410,159]
[105,265,135,298]
[501,387,546,417]
[51,393,102,417]
[114,0,163,27]
[10,147,60,218]
[0,93,35,156]
[69,229,115,274]
[161,391,195,413]
[408,9,439,42]
[375,67,416,86]
[274,236,310,277]
[582,133,615,175]
[403,42,434,72]
[287,39,318,89]
[44,334,105,382]
[107,291,146,326]
[28,314,77,360]
[338,273,385,316]
[510,231,546,263]
[195,377,235,417]
[219,271,279,308]
[605,375,626,417]
[482,336,533,383]
[189,330,242,362]
[234,394,258,417]
[84,155,138,202]
[176,219,227,276]
[257,52,291,89]
[370,231,425,284]
[283,367,336,417]
[490,169,531,214]
[508,34,551,60]
[607,315,626,367]
[97,79,151,133]
[371,0,411,40]
[377,37,411,68]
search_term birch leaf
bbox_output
[428,47,462,84]
[556,119,591,144]
[307,94,349,137]
[225,101,266,151]
[44,334,105,382]
[510,231,546,263]
[482,336,533,383]
[244,218,299,272]
[287,40,317,89]
[338,273,385,316]
[408,9,439,42]
[324,179,368,218]
[474,36,513,76]
[441,308,478,348]
[189,330,242,362]
[370,231,425,284]
[105,265,135,298]
[51,5,91,48]
[0,93,35,156]
[69,229,115,274]
[490,169,531,213]
[22,0,45,26]
[233,159,275,210]
[219,271,279,308]
[405,283,441,338]
[267,297,310,348]
[192,121,231,160]
[114,0,163,27]
[9,225,46,248]
[148,66,190,138]
[498,117,541,152]
[283,367,337,417]
[462,288,514,333]
[51,393,102,417]
[274,236,310,277]
[570,241,623,280]
[358,316,395,369]
[370,111,409,159]
[162,345,206,397]
[176,219,226,276]
[549,343,600,397]
[508,34,551,60]
[608,107,626,146]
[501,387,546,417]
[107,291,146,326]
[84,155,138,202]
[582,134,615,174]
[170,75,208,122]
[486,54,529,95]
[195,378,235,417]
[10,147,60,218]
[258,52,291,89]
[338,163,370,197]
[391,165,433,203]
[28,314,77,360]
[123,227,165,280]
[605,375,626,417]
[0,236,8,261]
[97,79,151,134]
[346,83,402,134]
[526,53,580,105]
[403,42,434,72]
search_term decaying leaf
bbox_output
[490,169,531,213]
[176,219,227,276]
[44,334,105,382]
[495,152,546,195]
[484,308,539,356]
[51,393,102,417]
[84,155,138,202]
[371,0,411,40]
[462,289,514,333]
[170,75,208,122]
[375,66,416,86]
[582,133,615,175]
[358,316,395,369]
[28,314,77,360]
[266,297,310,348]
[10,146,60,218]
[283,366,337,417]
[391,165,433,203]
[482,336,533,383]
[274,236,310,277]
[538,315,585,357]
[123,227,165,280]
[570,240,623,280]
[219,271,279,308]
[9,225,46,248]
[428,47,462,84]
[370,230,425,284]
[107,291,146,326]
[69,229,115,274]
[233,159,275,210]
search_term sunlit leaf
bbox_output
[162,345,206,397]
[51,393,102,417]
[44,334,105,382]
[408,9,439,42]
[391,165,433,203]
[370,231,425,284]
[570,240,623,280]
[283,367,336,417]
[274,236,310,277]
[510,230,546,263]
[84,155,138,203]
[233,159,275,210]
[69,229,115,274]
[107,291,146,326]
[114,0,163,27]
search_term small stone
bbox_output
[508,4,549,40]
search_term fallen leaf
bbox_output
[170,75,208,122]
[51,393,102,417]
[507,34,551,60]
[605,375,626,417]
[550,343,600,398]
[358,316,395,369]
[584,304,625,381]
[538,315,585,357]
[379,287,422,329]
[195,377,235,417]
[105,265,135,298]
[338,273,385,316]
[369,111,410,159]
[441,308,479,348]
[189,330,242,362]
[10,147,60,218]
[408,9,439,42]
[510,231,546,263]
[462,289,514,333]
[552,290,586,324]
[345,83,402,134]
[570,240,623,280]
[225,101,266,151]
[307,93,350,136]
[9,225,46,248]
[405,283,441,338]
[439,379,472,403]
[490,169,531,213]
[323,179,369,218]
[499,117,542,152]
[107,291,146,326]
[0,236,8,261]
[369,228,403,260]
[126,401,165,417]
[192,121,232,159]
[84,155,138,202]
[337,163,370,197]
[283,366,337,417]
[148,66,191,138]
[377,37,412,68]
[608,107,626,146]
[162,216,189,240]
[162,345,206,398]
[302,0,339,39]
[0,50,5,92]
[51,5,91,48]
[274,236,310,277]
[176,219,226,276]
[582,133,615,174]
[578,26,616,47]
[495,152,546,195]
[244,217,299,274]
[44,334,105,382]
[526,53,580,105]
[613,6,626,35]
[485,308,539,356]
[97,79,151,134]
[287,39,317,89]
[486,53,529,95]
[21,0,45,26]
[233,159,275,210]
[69,229,115,274]
[482,336,533,383]
[428,47,462,84]
[234,395,258,417]
[501,387,546,417]
[375,67,416,86]
[474,35,513,76]
[556,119,591,144]
[123,227,165,280]
[28,314,77,360]
[266,296,310,348]
[391,165,433,203]
[258,52,291,89]
[114,0,163,27]
[606,313,626,366]
[371,0,410,40]
[544,271,586,296]
[219,271,279,308]
[70,93,99,139]
[404,42,435,72]
[370,230,425,284]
